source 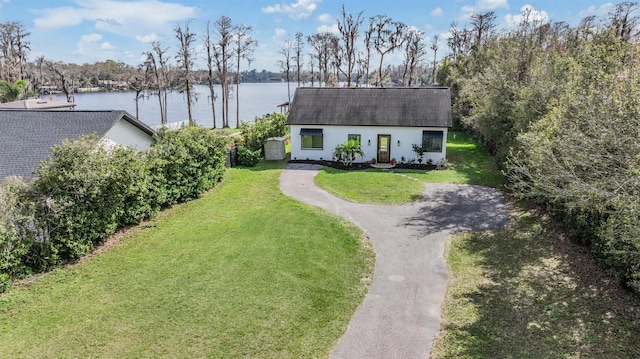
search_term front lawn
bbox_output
[0,160,374,358]
[314,131,503,204]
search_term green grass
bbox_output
[0,160,374,359]
[314,131,504,204]
[430,211,640,359]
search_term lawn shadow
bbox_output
[439,214,640,358]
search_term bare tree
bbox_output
[234,24,256,126]
[368,15,406,87]
[609,1,639,42]
[47,61,74,103]
[470,11,498,50]
[336,5,363,87]
[308,53,316,87]
[145,41,170,125]
[213,16,234,128]
[308,32,335,86]
[125,65,151,119]
[204,21,218,128]
[294,32,304,87]
[401,27,426,86]
[0,21,31,83]
[175,20,196,126]
[278,39,293,102]
[430,35,439,85]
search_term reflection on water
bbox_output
[54,83,293,128]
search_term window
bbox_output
[422,131,443,152]
[347,134,361,144]
[301,128,323,149]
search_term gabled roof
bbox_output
[0,110,155,180]
[286,87,452,127]
[0,99,77,109]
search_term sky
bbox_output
[0,0,626,72]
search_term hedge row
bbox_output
[0,126,230,291]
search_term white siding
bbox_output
[102,118,154,151]
[290,125,448,164]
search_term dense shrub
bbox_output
[237,147,261,167]
[150,127,230,205]
[0,126,231,292]
[238,113,288,155]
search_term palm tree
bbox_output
[332,139,365,167]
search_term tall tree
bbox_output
[144,41,170,125]
[0,21,30,83]
[175,20,196,126]
[203,21,218,128]
[401,27,426,86]
[336,5,363,87]
[234,24,256,126]
[470,11,498,50]
[278,39,293,102]
[307,32,335,86]
[294,32,304,87]
[368,15,406,87]
[430,35,439,84]
[213,16,234,128]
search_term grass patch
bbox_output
[0,160,374,358]
[314,131,503,204]
[430,211,640,359]
[315,167,424,204]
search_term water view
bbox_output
[54,82,293,128]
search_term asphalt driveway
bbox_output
[279,163,510,359]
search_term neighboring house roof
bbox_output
[0,99,77,109]
[0,110,155,180]
[286,87,452,127]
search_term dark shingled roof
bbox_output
[0,110,154,181]
[286,87,452,127]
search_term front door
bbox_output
[377,135,391,163]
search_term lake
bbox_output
[54,82,293,128]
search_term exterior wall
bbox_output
[290,125,448,164]
[102,118,154,151]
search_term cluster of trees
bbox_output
[276,5,440,101]
[0,127,230,292]
[438,3,640,293]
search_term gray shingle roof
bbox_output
[0,110,154,181]
[286,87,452,127]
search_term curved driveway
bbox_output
[279,164,510,359]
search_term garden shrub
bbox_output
[150,127,230,205]
[237,147,261,167]
[238,113,288,155]
[0,126,231,291]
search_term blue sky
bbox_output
[0,0,624,71]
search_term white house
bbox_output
[287,87,452,164]
[0,110,155,181]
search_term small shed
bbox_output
[264,137,286,160]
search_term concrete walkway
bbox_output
[279,164,510,359]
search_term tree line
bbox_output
[438,2,640,294]
[0,5,447,128]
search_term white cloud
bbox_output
[34,0,196,40]
[135,32,157,43]
[430,7,443,17]
[317,13,332,23]
[505,5,549,28]
[75,31,118,58]
[316,23,338,33]
[477,0,509,10]
[458,0,509,20]
[578,3,615,18]
[423,24,435,31]
[458,5,475,20]
[275,28,286,37]
[262,0,320,20]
